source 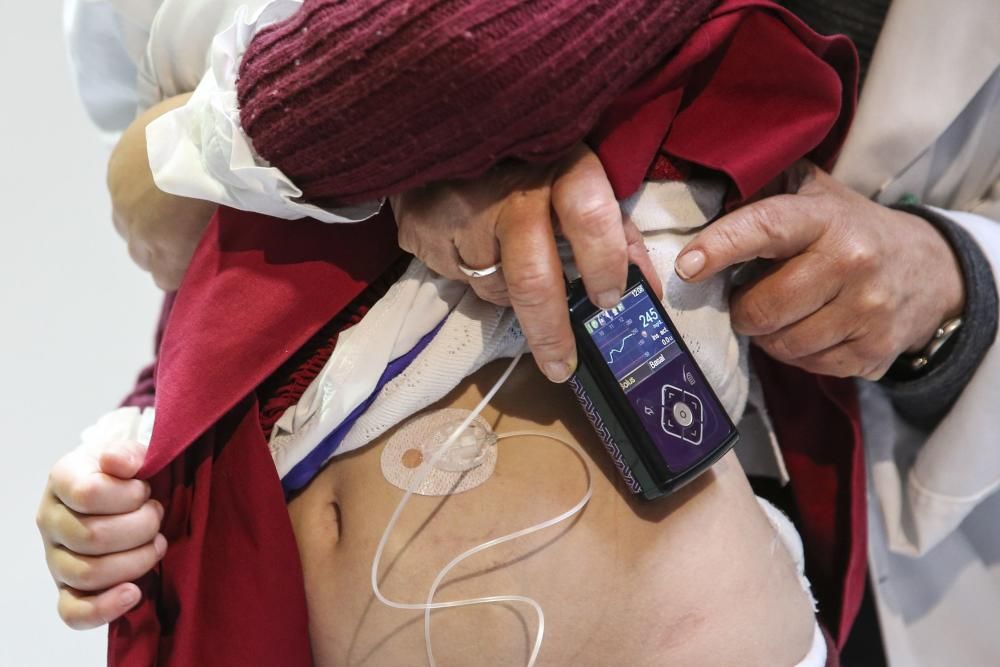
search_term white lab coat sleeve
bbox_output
[63,0,150,143]
[869,207,1000,556]
[144,0,383,223]
[63,0,232,136]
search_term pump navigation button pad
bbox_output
[661,383,706,446]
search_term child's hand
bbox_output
[36,440,166,629]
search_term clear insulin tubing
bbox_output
[370,351,594,667]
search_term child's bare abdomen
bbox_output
[288,360,816,666]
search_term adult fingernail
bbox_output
[154,534,168,558]
[119,586,140,608]
[542,360,574,383]
[675,250,706,280]
[596,290,621,310]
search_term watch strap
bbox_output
[881,204,998,429]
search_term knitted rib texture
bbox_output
[237,0,718,206]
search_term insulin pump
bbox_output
[567,264,739,499]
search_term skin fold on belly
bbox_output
[287,360,816,667]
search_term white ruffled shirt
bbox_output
[65,0,381,222]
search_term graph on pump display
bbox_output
[584,284,677,383]
[608,333,636,364]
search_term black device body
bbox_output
[567,265,739,499]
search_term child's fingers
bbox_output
[49,458,150,515]
[98,440,148,479]
[45,500,163,557]
[48,534,167,593]
[57,583,141,630]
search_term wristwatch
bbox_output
[894,317,963,374]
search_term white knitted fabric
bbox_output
[339,290,523,453]
[622,180,750,422]
[268,260,467,478]
[271,178,750,474]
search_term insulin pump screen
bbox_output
[583,283,729,472]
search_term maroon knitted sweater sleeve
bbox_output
[237,0,719,207]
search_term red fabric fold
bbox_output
[592,0,857,201]
[109,1,861,663]
[111,209,403,666]
[119,294,175,410]
[138,209,403,478]
[110,397,313,666]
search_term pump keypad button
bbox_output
[672,401,694,427]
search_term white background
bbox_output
[0,4,161,664]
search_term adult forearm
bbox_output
[108,94,190,233]
[107,93,218,290]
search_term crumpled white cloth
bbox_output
[80,406,155,453]
[145,0,383,223]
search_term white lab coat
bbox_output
[65,1,1000,664]
[64,0,258,136]
[832,0,1000,665]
